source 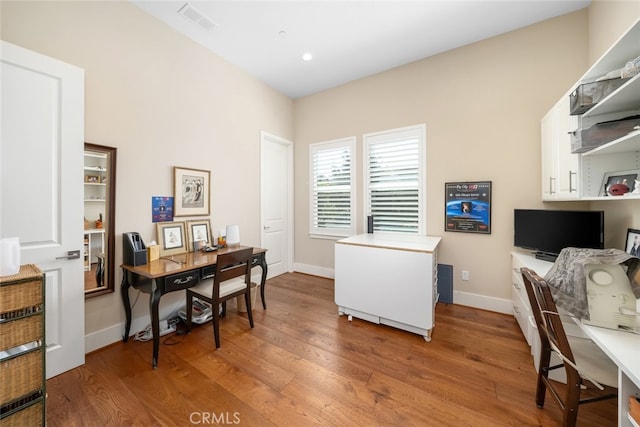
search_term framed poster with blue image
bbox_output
[445,181,492,234]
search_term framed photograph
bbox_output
[625,228,640,256]
[600,169,640,196]
[444,181,492,234]
[85,175,100,183]
[173,166,210,216]
[186,220,211,252]
[156,221,187,256]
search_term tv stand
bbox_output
[534,251,558,262]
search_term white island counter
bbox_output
[335,233,441,341]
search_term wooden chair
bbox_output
[520,267,618,427]
[186,247,255,348]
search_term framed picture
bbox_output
[186,220,211,252]
[444,181,492,234]
[156,221,187,256]
[625,228,640,257]
[85,175,100,183]
[600,169,640,196]
[173,166,210,216]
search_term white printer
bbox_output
[584,264,639,332]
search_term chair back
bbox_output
[214,247,253,291]
[521,267,576,369]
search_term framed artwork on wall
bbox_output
[444,181,492,234]
[173,166,210,216]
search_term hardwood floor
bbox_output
[46,272,616,426]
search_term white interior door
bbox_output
[260,131,293,278]
[1,41,85,378]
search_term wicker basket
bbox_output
[0,315,42,350]
[0,350,42,407]
[0,400,44,427]
[0,265,43,313]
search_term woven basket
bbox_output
[0,265,43,313]
[0,350,42,407]
[0,399,44,427]
[0,315,42,350]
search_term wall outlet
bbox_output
[461,270,470,281]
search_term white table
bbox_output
[575,321,640,427]
[335,233,441,341]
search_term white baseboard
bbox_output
[292,262,334,279]
[453,290,512,314]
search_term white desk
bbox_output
[575,321,640,427]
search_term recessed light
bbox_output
[278,30,287,38]
[302,52,313,61]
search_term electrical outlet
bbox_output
[462,270,470,281]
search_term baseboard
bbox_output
[452,290,512,314]
[292,262,334,279]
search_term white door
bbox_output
[260,131,293,278]
[1,41,85,378]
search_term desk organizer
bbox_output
[123,232,147,266]
[0,264,46,426]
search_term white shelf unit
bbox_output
[541,18,640,201]
[83,151,107,271]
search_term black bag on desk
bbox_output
[123,232,147,266]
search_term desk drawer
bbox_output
[163,271,199,292]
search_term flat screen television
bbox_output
[514,209,604,261]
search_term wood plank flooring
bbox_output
[46,272,616,426]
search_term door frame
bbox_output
[260,131,294,277]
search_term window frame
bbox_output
[309,136,357,239]
[363,124,426,235]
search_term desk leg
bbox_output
[121,270,132,342]
[150,279,161,369]
[259,253,268,309]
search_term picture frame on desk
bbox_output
[186,219,211,252]
[625,228,640,257]
[156,221,187,256]
[173,166,210,216]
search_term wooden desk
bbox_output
[120,246,267,368]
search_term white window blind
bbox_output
[309,137,356,237]
[364,125,425,234]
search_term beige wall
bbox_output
[294,10,591,307]
[1,1,293,348]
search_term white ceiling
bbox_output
[132,0,590,99]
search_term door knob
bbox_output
[56,250,80,260]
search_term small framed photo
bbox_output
[625,228,640,257]
[601,169,640,196]
[186,220,211,252]
[174,166,210,216]
[156,221,187,256]
[85,175,100,183]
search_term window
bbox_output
[309,137,356,238]
[364,124,426,234]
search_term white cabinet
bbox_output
[541,97,581,200]
[335,234,441,341]
[542,18,640,201]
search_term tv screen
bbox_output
[514,209,604,260]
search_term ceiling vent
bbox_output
[178,3,217,32]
